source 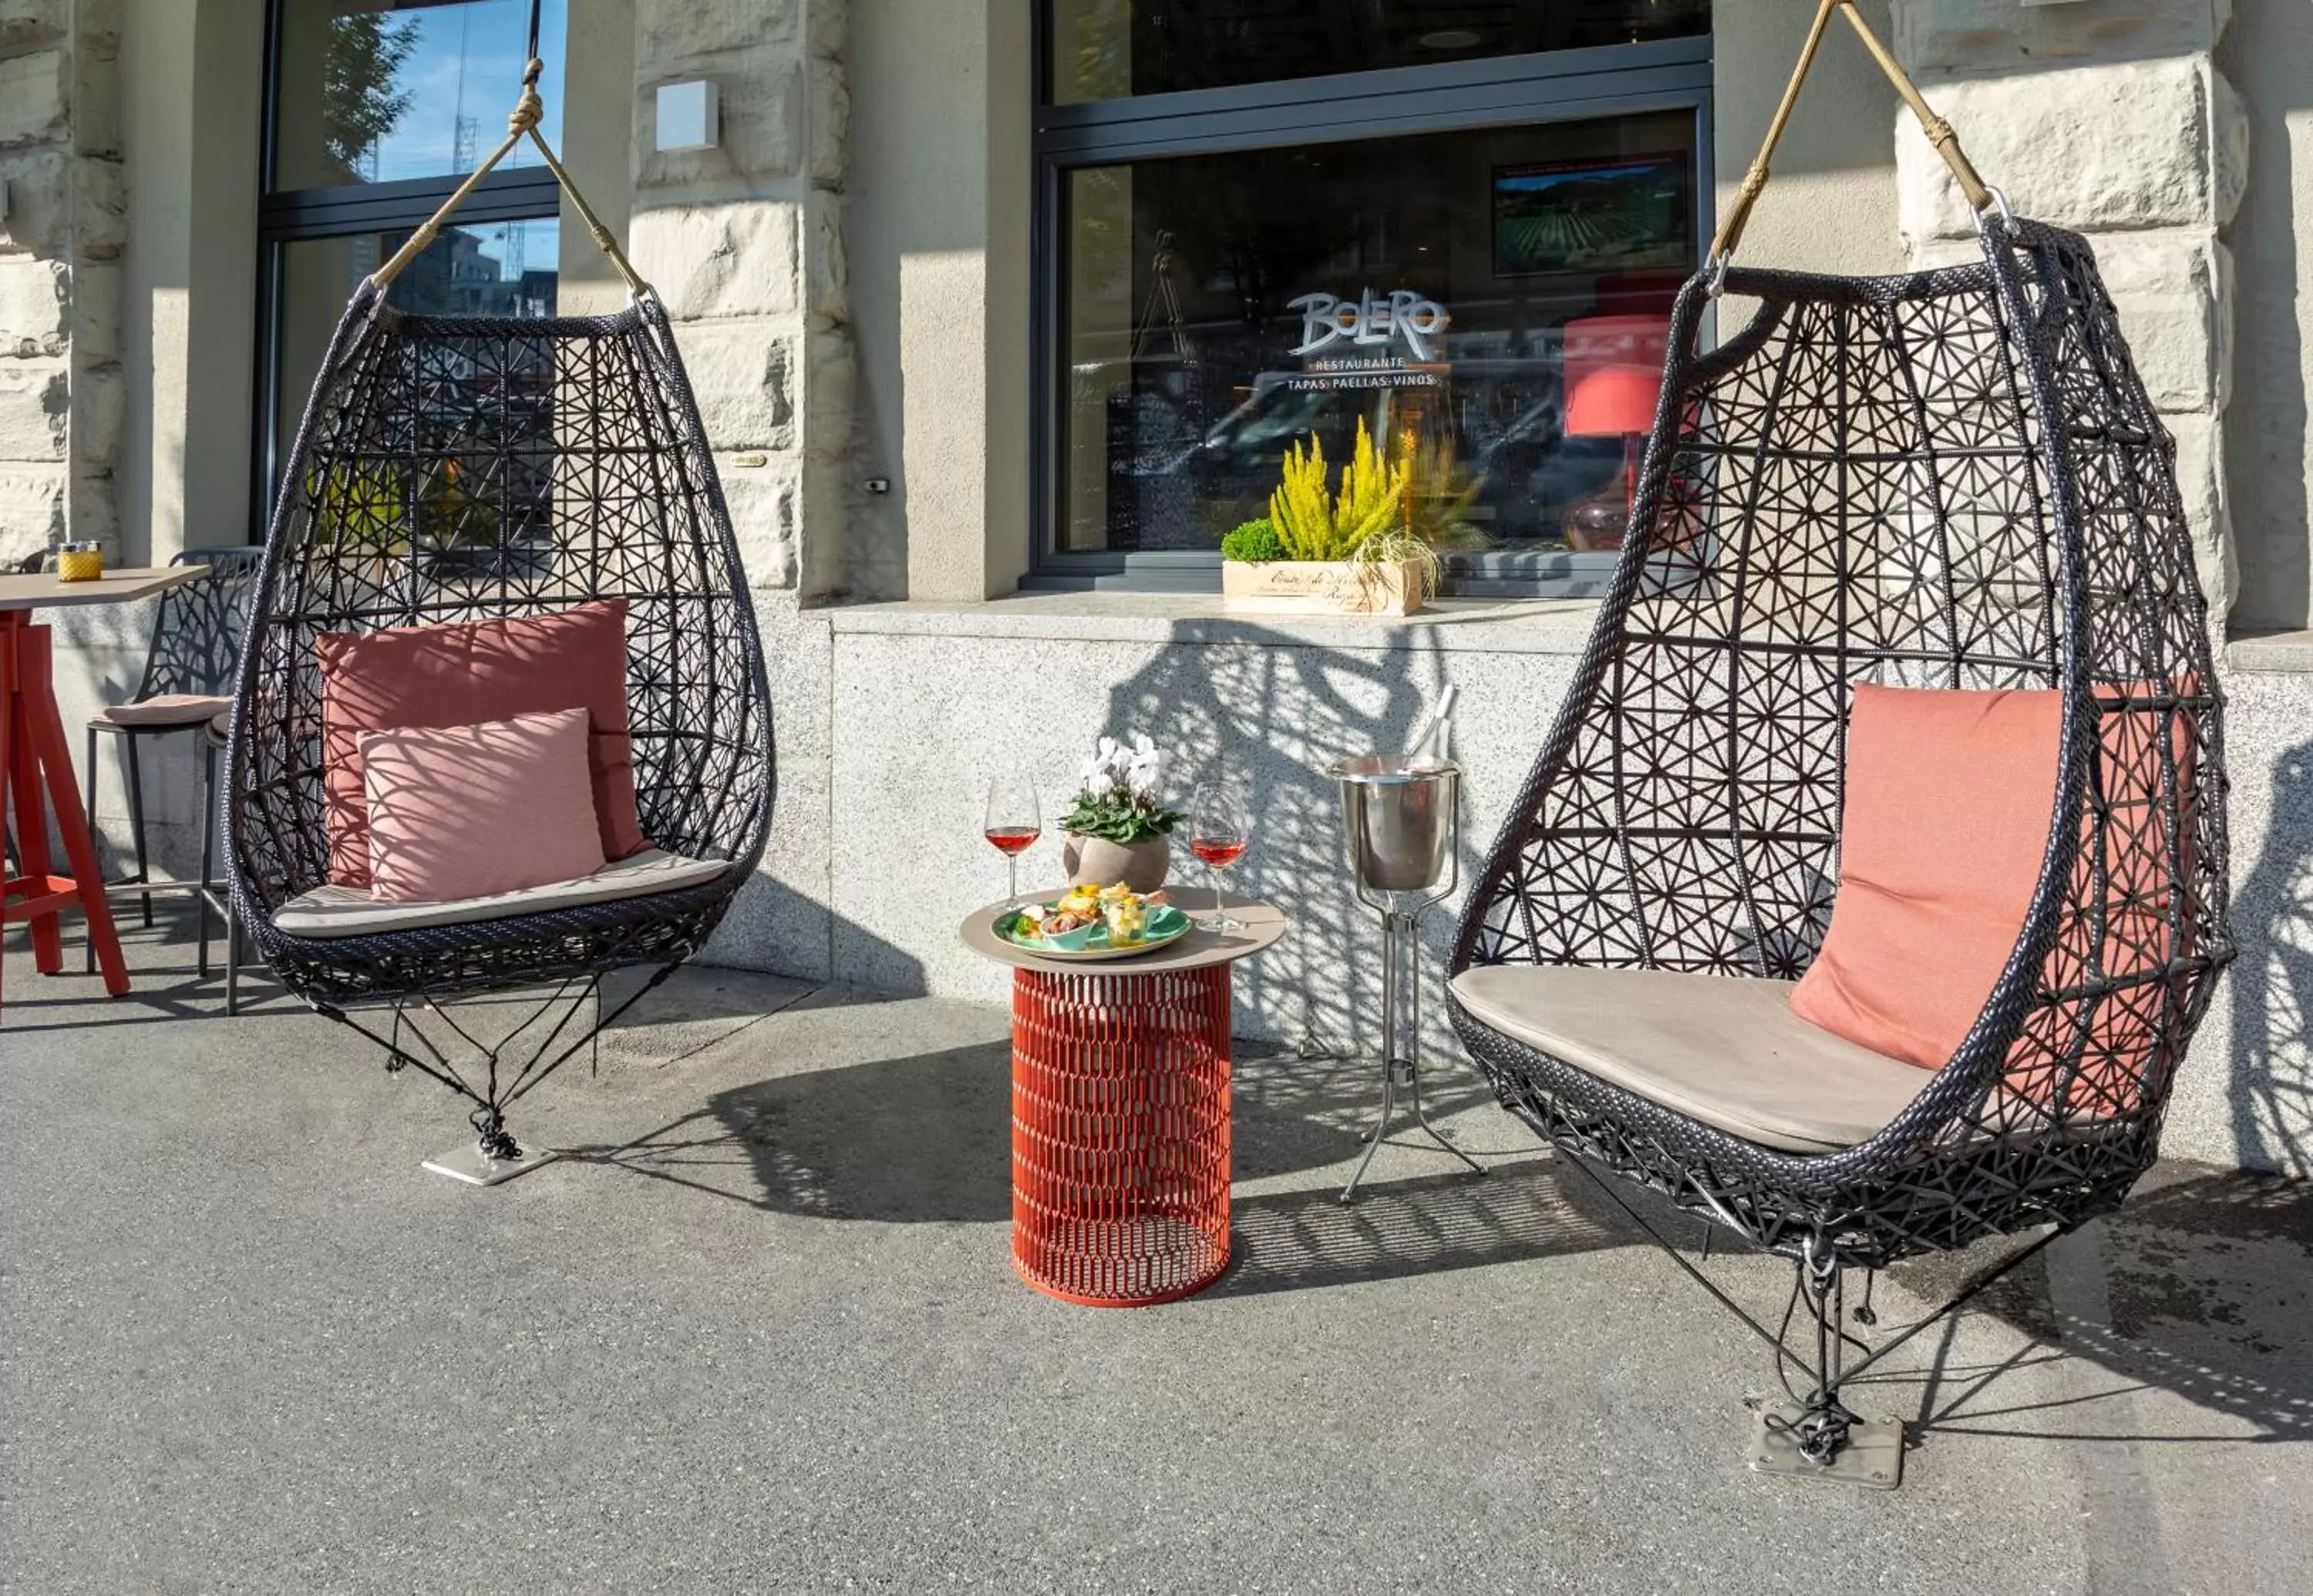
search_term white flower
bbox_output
[1124,734,1170,800]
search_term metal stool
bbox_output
[82,547,262,991]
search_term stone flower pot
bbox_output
[1062,833,1171,894]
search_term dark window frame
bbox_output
[1026,19,1715,597]
[251,0,564,535]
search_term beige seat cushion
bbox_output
[94,692,232,729]
[1450,965,1937,1154]
[272,847,727,940]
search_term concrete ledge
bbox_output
[2229,628,2313,675]
[824,592,1602,655]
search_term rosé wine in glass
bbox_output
[985,779,1041,904]
[1187,777,1252,931]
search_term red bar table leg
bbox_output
[7,648,63,974]
[0,611,130,1000]
[1009,964,1233,1306]
[0,611,10,1012]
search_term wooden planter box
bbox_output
[1220,557,1425,616]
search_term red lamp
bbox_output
[1563,315,1671,551]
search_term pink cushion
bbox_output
[360,709,607,904]
[1791,685,2063,1071]
[318,601,646,887]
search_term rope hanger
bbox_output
[368,0,648,298]
[1709,0,1997,271]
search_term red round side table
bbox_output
[961,893,1287,1307]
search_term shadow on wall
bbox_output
[1092,619,1548,1112]
[2230,739,2313,1170]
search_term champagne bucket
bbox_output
[1330,756,1460,893]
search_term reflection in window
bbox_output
[274,219,561,494]
[273,0,567,190]
[1049,0,1709,104]
[1059,113,1695,560]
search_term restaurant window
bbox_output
[257,1,567,516]
[1034,2,1712,596]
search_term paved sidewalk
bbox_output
[4,921,2310,1592]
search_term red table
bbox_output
[961,892,1287,1306]
[1,565,205,1009]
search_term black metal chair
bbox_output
[83,547,263,984]
[1447,3,2233,1485]
[225,42,773,1180]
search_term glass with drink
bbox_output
[985,776,1041,904]
[1187,776,1253,932]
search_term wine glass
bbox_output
[985,776,1041,904]
[1187,777,1252,932]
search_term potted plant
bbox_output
[1220,417,1444,616]
[1059,733,1183,893]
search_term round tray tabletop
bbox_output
[959,890,1287,976]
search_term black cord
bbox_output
[525,0,541,69]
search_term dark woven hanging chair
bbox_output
[1447,4,2232,1482]
[226,49,771,1177]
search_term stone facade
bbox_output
[625,0,852,600]
[0,0,122,567]
[1893,0,2245,618]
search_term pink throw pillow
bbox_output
[1791,685,2063,1071]
[361,709,608,904]
[319,601,646,887]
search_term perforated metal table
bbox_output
[961,891,1286,1306]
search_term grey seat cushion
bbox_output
[93,692,231,729]
[272,848,728,940]
[1450,965,1938,1153]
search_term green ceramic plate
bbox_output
[995,901,1192,961]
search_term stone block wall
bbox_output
[1893,0,2245,618]
[0,0,122,568]
[625,0,853,601]
[620,0,855,982]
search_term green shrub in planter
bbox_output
[1220,518,1284,562]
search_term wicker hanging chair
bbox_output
[226,44,772,1180]
[1447,3,2232,1482]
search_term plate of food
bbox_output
[996,883,1192,961]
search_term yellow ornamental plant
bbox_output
[1268,417,1408,561]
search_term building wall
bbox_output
[1713,0,1904,278]
[848,0,1030,604]
[120,0,261,574]
[0,0,126,567]
[1891,0,2246,621]
[2220,0,2313,632]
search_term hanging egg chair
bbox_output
[226,37,772,1182]
[1446,2,2231,1483]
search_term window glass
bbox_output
[272,0,567,190]
[1059,112,1695,561]
[1049,0,1709,105]
[273,218,561,465]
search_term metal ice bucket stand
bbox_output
[1330,756,1486,1203]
